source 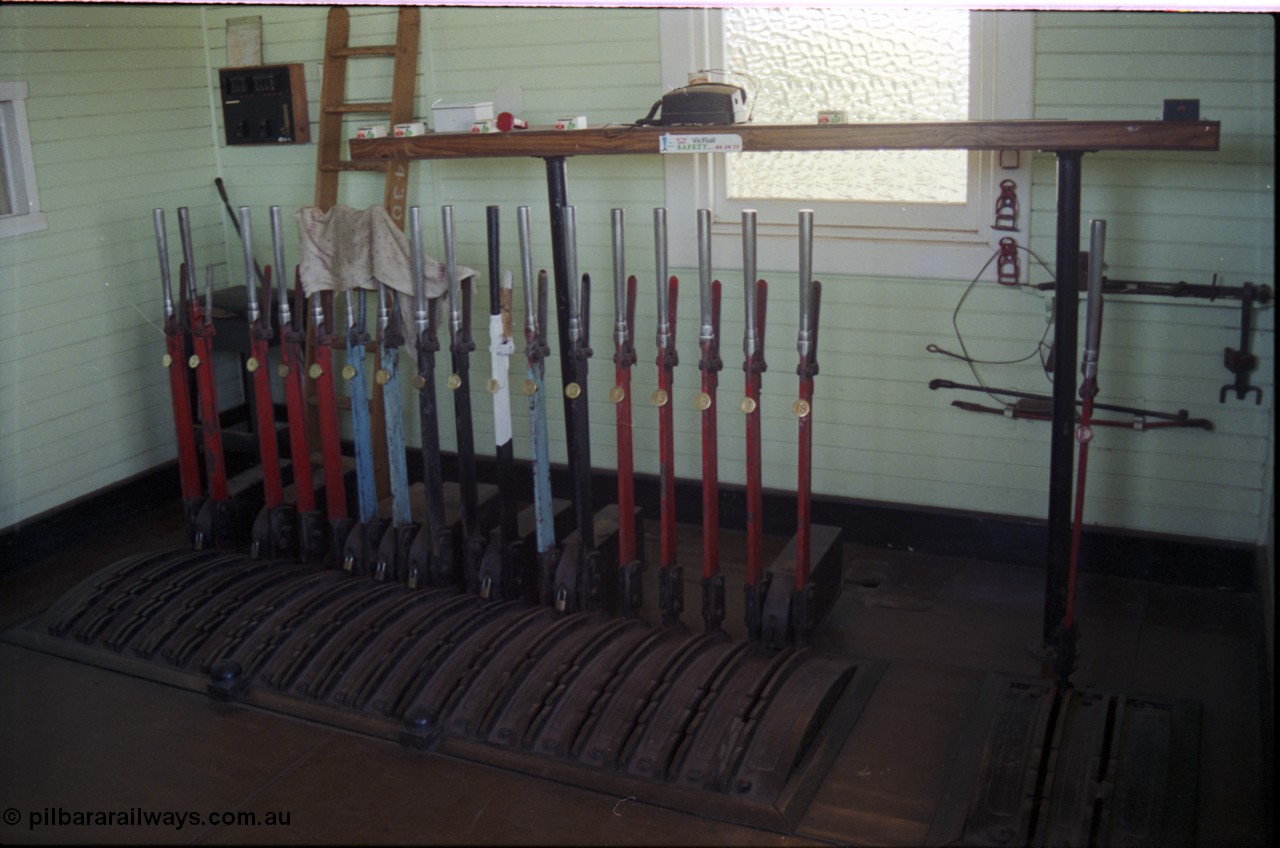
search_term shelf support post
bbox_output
[1044,150,1084,647]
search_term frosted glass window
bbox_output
[723,8,969,204]
[1,80,47,238]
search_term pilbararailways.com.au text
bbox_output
[7,806,291,831]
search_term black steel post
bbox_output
[544,158,579,468]
[1044,151,1083,646]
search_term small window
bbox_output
[1,81,48,239]
[658,10,1033,280]
[723,6,971,210]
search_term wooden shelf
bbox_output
[349,120,1220,162]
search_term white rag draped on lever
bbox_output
[294,204,477,306]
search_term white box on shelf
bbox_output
[432,101,494,133]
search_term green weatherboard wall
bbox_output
[0,6,1272,552]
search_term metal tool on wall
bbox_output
[177,208,235,550]
[153,209,205,545]
[741,210,769,641]
[653,207,683,628]
[1221,281,1264,404]
[474,206,524,600]
[340,287,386,574]
[947,399,1213,431]
[406,206,453,589]
[611,208,644,615]
[239,207,294,561]
[996,237,1020,286]
[372,280,418,582]
[551,206,603,614]
[442,205,489,585]
[271,207,325,563]
[992,178,1019,231]
[696,209,725,634]
[1031,270,1271,405]
[520,208,560,606]
[929,380,1214,431]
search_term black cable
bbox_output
[926,243,1058,406]
[633,99,664,127]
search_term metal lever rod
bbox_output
[411,207,428,337]
[520,207,540,346]
[153,208,204,539]
[177,207,198,308]
[441,205,481,558]
[484,204,520,598]
[565,206,583,349]
[1058,217,1107,685]
[405,205,450,588]
[239,207,287,558]
[563,205,594,550]
[655,207,671,352]
[271,206,322,560]
[239,207,264,327]
[154,208,176,323]
[551,204,599,614]
[797,209,814,360]
[520,206,558,592]
[612,207,641,614]
[1081,219,1106,386]
[271,206,292,331]
[215,177,265,288]
[344,287,378,528]
[697,208,724,633]
[377,281,411,528]
[654,206,682,627]
[794,209,819,593]
[613,209,629,350]
[175,209,229,524]
[444,205,462,342]
[308,288,351,562]
[742,208,768,640]
[698,208,714,346]
[743,210,758,362]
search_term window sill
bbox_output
[0,212,48,239]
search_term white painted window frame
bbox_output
[657,10,1034,281]
[1,81,48,239]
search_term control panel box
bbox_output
[218,64,310,145]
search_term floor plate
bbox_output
[3,546,884,834]
[927,673,1200,847]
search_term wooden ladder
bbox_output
[313,5,420,501]
[315,4,420,223]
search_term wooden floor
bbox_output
[0,500,1269,845]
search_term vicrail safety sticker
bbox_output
[660,133,744,153]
